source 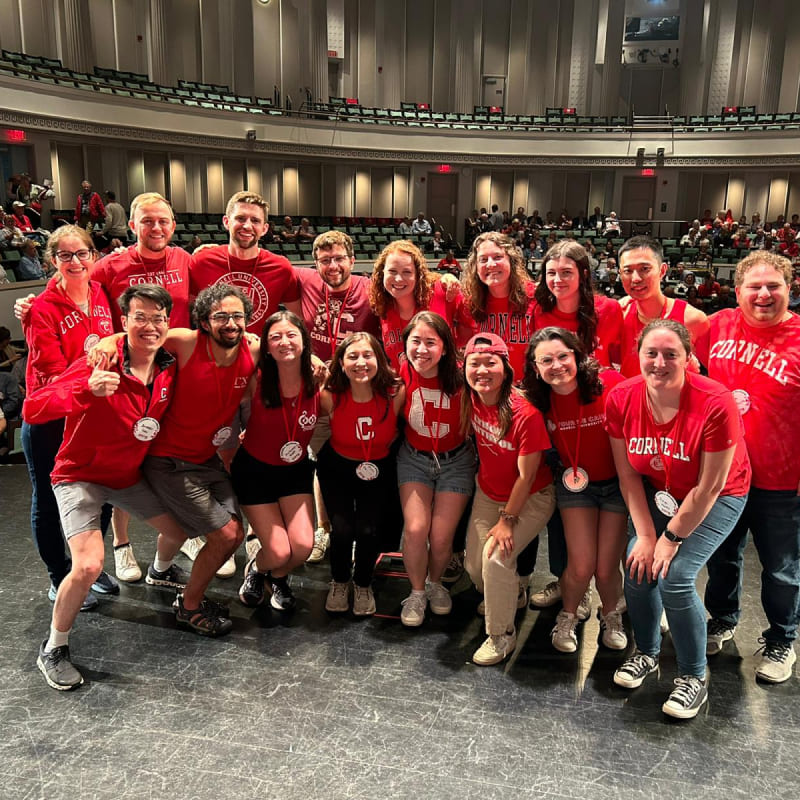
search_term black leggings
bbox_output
[316,444,397,587]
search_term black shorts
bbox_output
[230,446,315,506]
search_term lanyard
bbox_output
[325,283,354,360]
[416,386,447,455]
[549,394,585,481]
[643,386,684,495]
[280,393,301,443]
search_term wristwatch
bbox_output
[662,528,685,544]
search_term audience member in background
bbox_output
[184,234,203,253]
[101,191,129,244]
[779,228,799,260]
[429,230,445,257]
[0,368,22,419]
[603,212,621,238]
[731,227,751,250]
[686,286,704,310]
[674,271,696,298]
[16,239,45,281]
[0,210,25,252]
[11,201,35,234]
[0,263,8,285]
[296,218,316,242]
[0,326,23,371]
[697,271,721,304]
[398,216,414,237]
[572,210,589,230]
[487,205,503,231]
[411,211,432,235]
[74,180,105,232]
[715,283,738,310]
[681,221,702,247]
[588,207,604,231]
[437,249,461,276]
[789,280,800,312]
[279,216,297,242]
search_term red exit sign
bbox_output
[438,165,451,173]
[641,168,655,176]
[3,129,26,143]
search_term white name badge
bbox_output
[212,426,232,447]
[84,333,100,353]
[732,389,751,415]
[562,467,589,493]
[132,416,160,442]
[654,490,679,517]
[280,441,304,464]
[356,461,380,481]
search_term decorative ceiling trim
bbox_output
[2,107,800,169]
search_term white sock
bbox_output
[410,589,426,597]
[45,625,70,653]
[153,556,173,573]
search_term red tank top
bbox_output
[330,390,398,461]
[149,335,255,463]
[400,362,464,453]
[242,372,321,465]
[620,298,687,377]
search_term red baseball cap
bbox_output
[464,333,509,358]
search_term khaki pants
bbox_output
[466,482,555,635]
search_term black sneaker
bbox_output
[662,675,708,719]
[174,594,233,637]
[267,574,296,611]
[238,559,266,607]
[172,595,231,618]
[91,570,120,595]
[146,563,190,589]
[37,640,83,691]
[613,651,659,688]
[706,618,736,655]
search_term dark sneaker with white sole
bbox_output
[37,640,83,691]
[146,563,190,589]
[238,559,266,607]
[707,619,736,655]
[613,651,659,688]
[267,574,296,611]
[174,594,233,637]
[91,570,120,595]
[662,675,708,719]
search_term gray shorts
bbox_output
[555,472,627,514]
[142,455,240,537]
[53,479,166,539]
[396,439,476,495]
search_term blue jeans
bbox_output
[625,485,747,677]
[705,488,800,644]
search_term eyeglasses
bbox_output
[316,255,351,268]
[54,249,94,263]
[209,312,246,324]
[128,313,168,327]
[534,350,573,367]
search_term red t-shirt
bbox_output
[619,298,688,377]
[242,372,320,465]
[190,246,301,334]
[91,245,192,330]
[329,391,398,461]
[381,282,473,370]
[475,282,537,380]
[296,269,380,362]
[545,370,626,482]
[532,294,622,367]
[149,335,255,463]
[703,309,800,490]
[604,373,751,500]
[471,392,553,502]
[400,362,465,453]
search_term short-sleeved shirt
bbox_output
[471,392,553,502]
[604,373,751,500]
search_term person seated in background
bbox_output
[184,234,203,253]
[437,249,461,277]
[279,215,297,242]
[398,216,414,236]
[0,210,25,252]
[429,230,445,257]
[558,209,572,230]
[697,270,721,302]
[789,280,800,312]
[681,221,702,246]
[715,282,738,310]
[11,201,34,234]
[0,326,23,372]
[0,367,22,420]
[695,239,713,268]
[411,211,432,235]
[296,217,316,242]
[731,228,751,249]
[572,210,589,230]
[674,271,697,298]
[101,191,129,244]
[603,211,621,238]
[779,229,800,260]
[16,239,46,282]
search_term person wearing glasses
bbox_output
[26,285,186,690]
[294,231,381,564]
[21,225,117,612]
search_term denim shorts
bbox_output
[396,439,476,495]
[555,472,627,514]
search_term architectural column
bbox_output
[148,0,169,86]
[451,0,480,114]
[59,0,90,74]
[599,0,625,117]
[308,0,328,105]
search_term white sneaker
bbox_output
[599,609,628,650]
[307,526,329,563]
[180,536,204,561]
[551,610,578,653]
[529,580,561,608]
[353,584,376,616]
[755,640,797,683]
[325,580,350,612]
[215,554,236,579]
[473,628,517,666]
[114,543,142,582]
[426,581,452,615]
[245,535,261,563]
[400,591,427,627]
[577,586,593,621]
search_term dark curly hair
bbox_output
[462,232,530,322]
[325,331,401,399]
[193,284,253,330]
[522,327,604,415]
[258,311,316,408]
[534,239,598,356]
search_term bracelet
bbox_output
[662,528,685,544]
[498,508,519,526]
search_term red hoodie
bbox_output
[24,339,177,488]
[22,278,114,400]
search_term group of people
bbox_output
[13,190,798,723]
